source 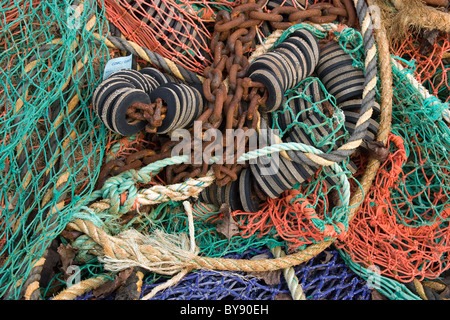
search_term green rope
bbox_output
[84,141,352,219]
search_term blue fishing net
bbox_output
[75,247,372,300]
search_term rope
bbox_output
[141,268,190,300]
[55,2,394,299]
[390,57,450,124]
[91,33,204,85]
[249,16,379,168]
[390,0,450,33]
[280,0,379,168]
[4,1,104,299]
[92,17,378,169]
[85,140,352,218]
[22,256,47,300]
[51,274,112,300]
[270,246,307,300]
[65,140,351,273]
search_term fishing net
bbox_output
[71,200,284,258]
[391,32,450,103]
[73,247,372,300]
[336,57,450,283]
[2,0,450,302]
[374,0,450,103]
[231,25,366,251]
[101,0,235,74]
[0,0,113,299]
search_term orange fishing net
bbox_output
[231,164,355,251]
[232,188,332,251]
[391,31,450,102]
[336,133,450,283]
[101,0,235,74]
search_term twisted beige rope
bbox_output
[55,3,394,298]
[390,0,450,33]
[271,247,307,300]
[52,274,112,300]
[137,171,215,205]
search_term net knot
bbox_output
[424,98,448,122]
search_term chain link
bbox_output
[115,0,356,186]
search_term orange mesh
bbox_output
[0,0,33,49]
[101,0,236,74]
[231,179,338,251]
[336,133,450,283]
[391,31,450,102]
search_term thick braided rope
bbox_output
[21,256,46,300]
[62,3,390,278]
[51,274,112,300]
[91,33,204,85]
[249,26,355,297]
[67,217,334,272]
[55,3,393,298]
[303,0,378,167]
[390,0,450,33]
[93,141,351,218]
[64,142,351,275]
[137,172,216,205]
[270,246,307,300]
[87,157,214,214]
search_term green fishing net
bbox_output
[389,58,450,227]
[0,0,111,299]
[2,0,448,301]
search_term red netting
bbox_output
[336,133,450,283]
[101,0,236,74]
[230,171,354,251]
[391,31,450,102]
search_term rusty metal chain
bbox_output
[101,0,356,188]
[268,0,357,29]
[126,98,167,133]
[196,0,356,186]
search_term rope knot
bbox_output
[101,173,138,214]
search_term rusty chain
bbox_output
[196,0,356,186]
[126,98,167,133]
[101,0,356,187]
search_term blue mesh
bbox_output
[74,247,372,300]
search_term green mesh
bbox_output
[73,200,284,259]
[337,249,421,300]
[243,24,366,250]
[388,57,450,227]
[2,4,449,300]
[271,24,365,143]
[152,201,284,257]
[423,60,449,104]
[0,0,111,299]
[271,77,347,148]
